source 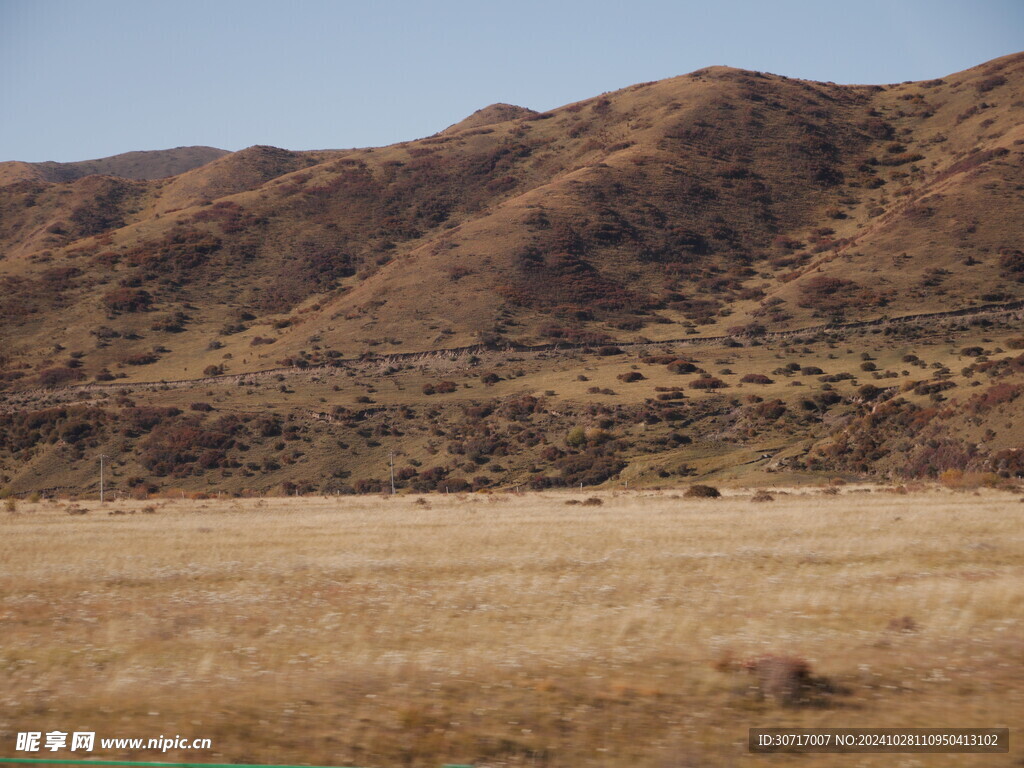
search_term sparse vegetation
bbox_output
[1,54,1024,498]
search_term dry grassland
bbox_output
[1,489,1022,767]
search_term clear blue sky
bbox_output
[1,0,1021,162]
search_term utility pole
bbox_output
[390,451,396,495]
[99,454,110,503]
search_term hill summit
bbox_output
[441,102,539,134]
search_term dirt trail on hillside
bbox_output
[2,299,1022,410]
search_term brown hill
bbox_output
[0,145,228,184]
[2,53,1021,384]
[1,54,1023,495]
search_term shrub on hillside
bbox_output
[998,248,1024,281]
[747,399,786,421]
[123,406,181,435]
[976,74,1006,93]
[424,380,458,395]
[140,420,236,477]
[37,367,86,387]
[353,478,384,494]
[150,312,189,333]
[990,448,1024,478]
[728,323,766,337]
[103,288,152,314]
[555,452,626,487]
[667,360,699,374]
[444,477,471,493]
[566,426,586,448]
[122,353,159,366]
[495,395,542,421]
[798,275,872,315]
[690,376,727,390]
[685,484,720,498]
[617,371,645,383]
[857,384,882,401]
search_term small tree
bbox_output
[566,426,586,448]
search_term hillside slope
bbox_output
[1,54,1022,388]
[1,54,1023,495]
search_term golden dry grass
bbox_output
[1,489,1022,767]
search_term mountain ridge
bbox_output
[2,55,1022,372]
[0,145,230,183]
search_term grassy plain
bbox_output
[1,489,1021,767]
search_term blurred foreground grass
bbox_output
[1,488,1021,767]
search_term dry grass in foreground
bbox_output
[1,489,1022,767]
